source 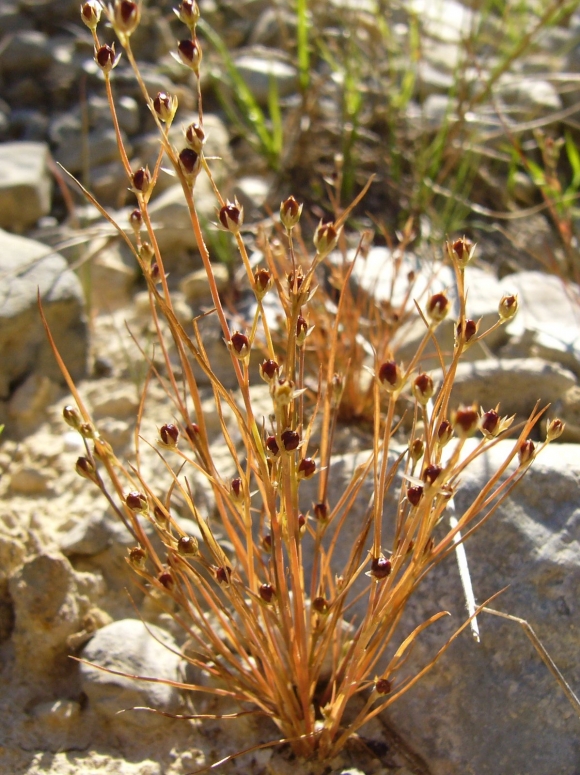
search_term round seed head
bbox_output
[480,409,500,438]
[280,196,302,230]
[437,419,453,447]
[177,535,198,555]
[178,148,201,183]
[182,123,205,156]
[153,91,178,123]
[298,513,307,535]
[158,569,174,589]
[498,293,518,322]
[426,291,450,324]
[265,435,280,458]
[63,405,82,430]
[159,423,179,447]
[378,360,403,392]
[314,220,340,256]
[128,546,147,568]
[129,208,142,234]
[313,502,328,521]
[95,43,119,73]
[518,439,535,468]
[230,331,250,360]
[375,678,392,695]
[177,38,202,73]
[215,566,232,587]
[456,318,478,346]
[407,484,423,506]
[81,0,101,29]
[132,166,151,195]
[447,236,475,268]
[254,267,272,299]
[312,596,330,615]
[259,583,275,604]
[298,457,316,480]
[412,372,434,405]
[126,491,148,513]
[370,556,392,580]
[175,0,200,30]
[409,438,424,463]
[259,358,279,383]
[75,456,97,482]
[219,200,243,233]
[453,406,479,438]
[423,464,443,487]
[153,505,169,528]
[546,418,565,442]
[287,270,304,294]
[139,241,154,267]
[230,477,243,502]
[281,429,300,452]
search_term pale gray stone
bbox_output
[0,30,52,74]
[8,552,91,673]
[299,442,580,775]
[0,228,87,404]
[0,142,51,232]
[80,619,181,729]
[444,358,577,419]
[179,263,229,304]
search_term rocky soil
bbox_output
[1,1,580,774]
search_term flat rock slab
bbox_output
[0,228,87,403]
[0,142,52,232]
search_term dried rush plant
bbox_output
[41,0,567,769]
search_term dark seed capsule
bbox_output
[409,438,424,462]
[280,429,300,452]
[215,566,231,586]
[177,535,198,555]
[153,505,169,527]
[481,409,500,437]
[81,1,101,29]
[158,570,174,589]
[230,331,250,358]
[312,596,329,615]
[260,359,279,383]
[128,546,147,567]
[185,122,205,152]
[63,405,81,430]
[132,167,150,193]
[179,148,200,180]
[314,502,328,521]
[129,208,142,232]
[230,477,243,501]
[259,583,275,604]
[453,407,479,438]
[298,457,316,480]
[518,439,535,467]
[265,435,280,457]
[296,315,308,346]
[370,556,392,580]
[437,420,453,446]
[126,491,148,512]
[457,318,477,343]
[95,44,117,72]
[375,678,392,695]
[254,267,272,297]
[426,291,450,323]
[378,360,403,392]
[407,485,423,506]
[115,0,140,33]
[413,372,434,404]
[219,201,243,233]
[160,423,179,447]
[177,38,202,72]
[423,464,443,486]
[262,533,272,551]
[75,456,97,481]
[298,513,306,533]
[280,195,302,229]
